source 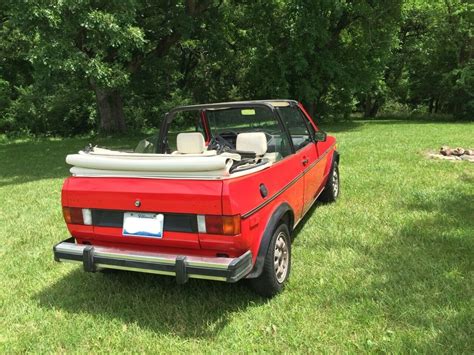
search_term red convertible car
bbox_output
[54,100,339,297]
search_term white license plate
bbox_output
[123,212,164,238]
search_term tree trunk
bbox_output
[94,87,126,134]
[369,100,380,118]
[428,97,434,113]
[363,95,381,118]
[363,95,373,118]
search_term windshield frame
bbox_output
[156,100,297,154]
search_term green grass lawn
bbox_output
[1,121,473,353]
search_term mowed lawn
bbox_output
[0,121,472,353]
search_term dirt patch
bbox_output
[427,146,474,162]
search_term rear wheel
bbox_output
[249,224,291,297]
[319,160,339,202]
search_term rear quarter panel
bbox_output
[203,154,306,261]
[214,135,336,261]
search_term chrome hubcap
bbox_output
[274,232,289,283]
[332,169,339,197]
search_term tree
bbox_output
[10,0,217,133]
[384,0,473,119]
[4,0,470,137]
[226,0,402,119]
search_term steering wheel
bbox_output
[208,131,237,153]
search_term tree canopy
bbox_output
[0,0,472,135]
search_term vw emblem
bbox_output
[134,200,141,207]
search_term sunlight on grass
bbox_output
[0,121,472,352]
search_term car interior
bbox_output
[172,131,280,173]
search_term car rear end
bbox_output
[55,176,253,283]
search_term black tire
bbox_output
[249,223,291,298]
[318,160,340,203]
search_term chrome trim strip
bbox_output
[95,251,176,265]
[94,250,233,269]
[241,143,335,219]
[188,274,227,282]
[187,261,229,269]
[56,244,84,255]
[96,264,176,276]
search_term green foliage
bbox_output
[382,0,473,120]
[2,83,95,136]
[0,0,472,136]
[1,122,473,352]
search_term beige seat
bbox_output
[236,132,268,157]
[173,132,216,156]
[236,132,281,163]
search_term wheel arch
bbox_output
[334,150,340,164]
[246,202,294,279]
[323,149,340,180]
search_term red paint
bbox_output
[61,102,338,267]
[65,177,223,215]
[201,111,211,144]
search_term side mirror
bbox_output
[313,131,327,142]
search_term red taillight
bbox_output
[62,207,84,225]
[204,215,241,235]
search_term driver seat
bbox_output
[236,132,267,157]
[236,132,280,163]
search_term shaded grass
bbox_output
[0,121,473,352]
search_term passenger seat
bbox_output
[173,132,216,156]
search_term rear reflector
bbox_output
[204,215,241,235]
[63,207,84,225]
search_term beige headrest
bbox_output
[236,132,268,156]
[176,132,205,154]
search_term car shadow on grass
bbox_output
[386,188,474,353]
[292,199,325,240]
[290,177,473,352]
[365,186,473,351]
[35,268,264,339]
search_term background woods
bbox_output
[0,0,472,136]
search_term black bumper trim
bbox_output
[53,238,253,283]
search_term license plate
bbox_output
[123,212,164,238]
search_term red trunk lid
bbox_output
[62,177,223,249]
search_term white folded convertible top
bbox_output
[66,147,270,179]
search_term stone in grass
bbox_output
[428,152,463,161]
[440,146,452,156]
[431,146,474,162]
[452,147,465,156]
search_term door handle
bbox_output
[301,158,309,166]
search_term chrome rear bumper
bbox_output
[53,238,252,283]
